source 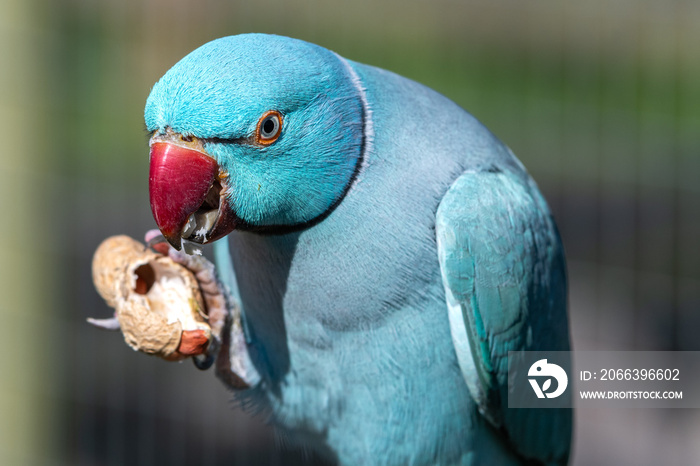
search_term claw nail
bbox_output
[146,233,168,250]
[86,317,121,331]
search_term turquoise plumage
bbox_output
[145,34,572,465]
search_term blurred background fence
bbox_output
[2,0,699,465]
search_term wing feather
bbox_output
[436,169,571,465]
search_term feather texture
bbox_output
[436,170,571,464]
[146,33,572,465]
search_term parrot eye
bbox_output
[256,111,282,145]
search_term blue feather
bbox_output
[146,33,572,465]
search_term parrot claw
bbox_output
[192,331,219,370]
[86,316,121,331]
[192,345,218,371]
[144,230,228,346]
[146,229,202,256]
[193,352,216,370]
[142,229,260,387]
[145,229,171,255]
[146,232,167,249]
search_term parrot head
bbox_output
[145,34,365,249]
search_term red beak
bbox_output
[149,141,220,249]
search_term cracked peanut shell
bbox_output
[92,235,211,360]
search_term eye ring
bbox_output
[256,110,283,145]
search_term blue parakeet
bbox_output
[145,34,572,465]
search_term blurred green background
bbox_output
[2,0,699,464]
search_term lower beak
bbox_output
[149,137,236,250]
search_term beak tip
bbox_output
[164,234,183,251]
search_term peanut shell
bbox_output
[92,235,211,360]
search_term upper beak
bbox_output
[149,132,237,250]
